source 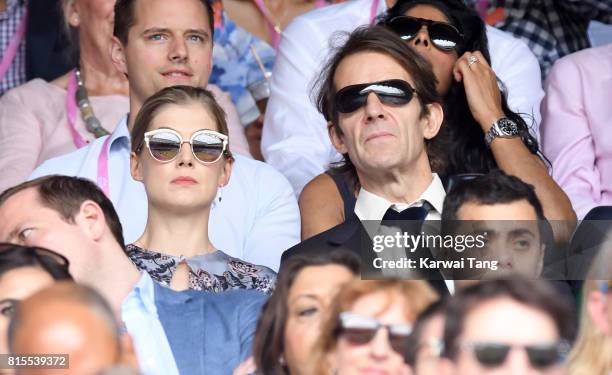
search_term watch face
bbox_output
[498,119,519,135]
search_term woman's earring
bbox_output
[218,186,223,203]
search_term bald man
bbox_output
[8,282,138,375]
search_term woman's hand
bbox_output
[233,356,256,375]
[453,51,505,132]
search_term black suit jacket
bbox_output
[281,214,449,296]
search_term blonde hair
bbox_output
[568,241,612,375]
[313,280,438,374]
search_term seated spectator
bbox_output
[300,0,575,244]
[8,282,139,375]
[252,250,359,375]
[0,0,254,194]
[262,0,544,197]
[464,0,612,79]
[541,43,612,219]
[281,26,448,294]
[0,176,267,375]
[29,0,300,271]
[440,170,547,279]
[439,279,575,375]
[568,242,612,375]
[404,299,448,375]
[0,243,72,355]
[0,0,129,192]
[128,85,276,293]
[313,279,438,374]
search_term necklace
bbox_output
[75,68,110,138]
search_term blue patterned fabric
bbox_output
[211,11,276,125]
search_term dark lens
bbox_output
[387,17,422,41]
[428,23,462,51]
[335,84,368,113]
[342,327,378,345]
[192,133,224,163]
[149,133,181,161]
[526,345,563,369]
[473,344,510,367]
[373,80,415,106]
[388,333,411,354]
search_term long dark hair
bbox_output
[252,250,360,374]
[380,0,544,177]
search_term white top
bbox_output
[121,273,179,375]
[30,116,300,271]
[262,0,544,194]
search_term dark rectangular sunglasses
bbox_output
[334,79,417,114]
[337,312,413,354]
[386,16,464,52]
[463,341,570,369]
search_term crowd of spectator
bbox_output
[0,0,611,374]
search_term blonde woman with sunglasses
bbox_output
[128,85,275,294]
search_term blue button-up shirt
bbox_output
[30,115,300,271]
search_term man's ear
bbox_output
[75,200,107,242]
[422,102,444,140]
[119,333,140,370]
[328,122,348,154]
[110,36,128,78]
[587,290,612,335]
[130,152,143,182]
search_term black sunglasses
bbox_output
[335,79,417,114]
[337,312,413,354]
[386,16,464,52]
[462,341,570,369]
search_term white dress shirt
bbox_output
[30,116,300,271]
[262,0,543,194]
[354,174,446,222]
[353,173,454,293]
[121,272,179,375]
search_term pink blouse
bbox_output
[0,79,252,192]
[541,44,612,218]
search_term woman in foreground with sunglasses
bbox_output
[299,0,575,244]
[128,85,276,294]
[313,279,438,374]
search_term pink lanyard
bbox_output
[0,8,27,82]
[97,135,112,198]
[65,69,89,148]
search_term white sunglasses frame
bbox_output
[143,128,228,164]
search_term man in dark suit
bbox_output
[0,175,265,375]
[282,26,448,294]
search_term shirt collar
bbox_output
[354,173,446,221]
[107,114,130,150]
[122,272,158,317]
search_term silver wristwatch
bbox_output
[485,117,520,146]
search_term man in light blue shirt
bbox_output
[29,0,299,272]
[0,175,266,375]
